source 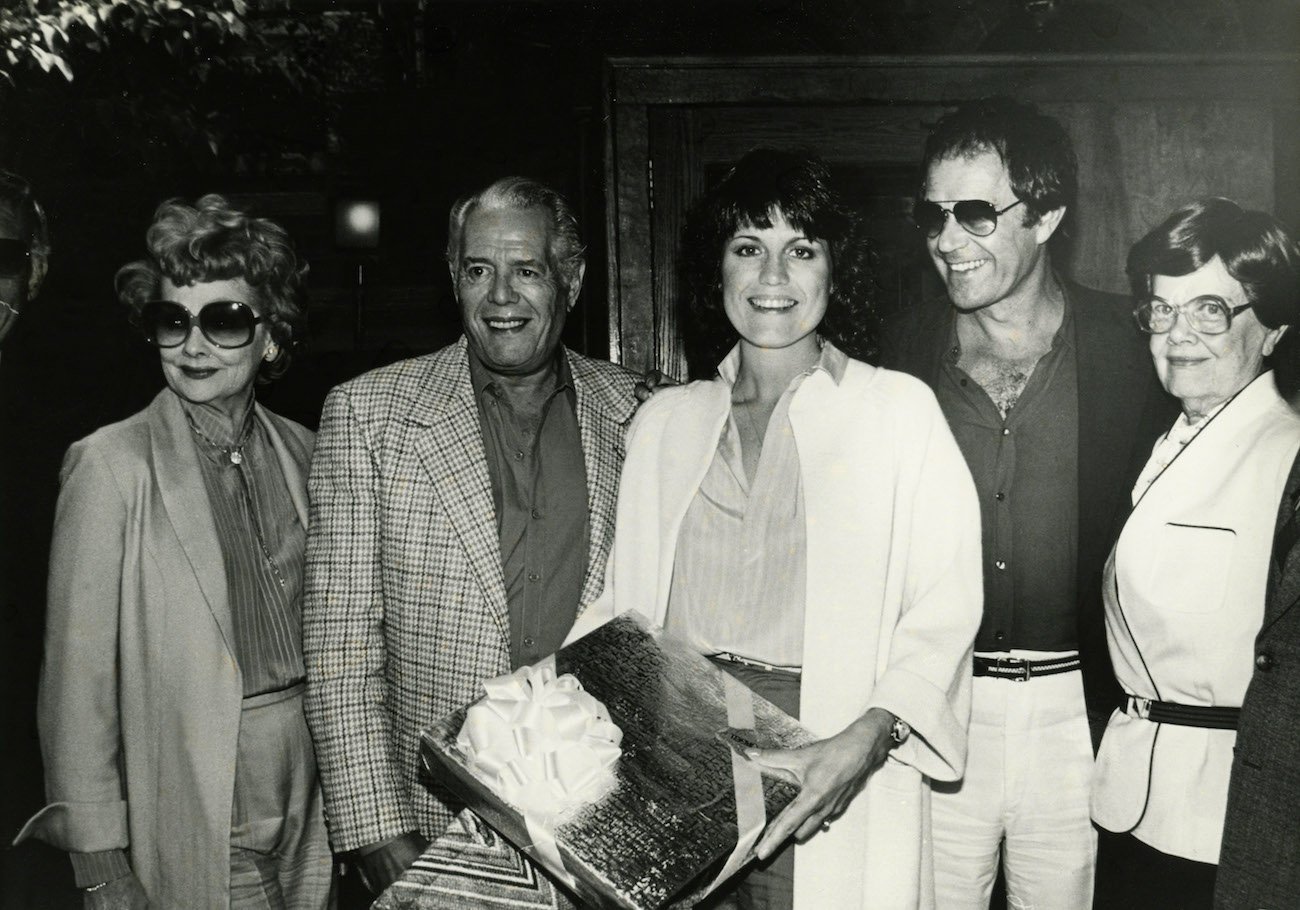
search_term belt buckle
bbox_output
[996,656,1031,682]
[1128,696,1152,720]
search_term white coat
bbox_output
[1092,371,1300,862]
[569,345,983,910]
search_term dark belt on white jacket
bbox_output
[1120,694,1240,730]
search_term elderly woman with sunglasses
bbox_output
[15,195,332,910]
[1090,198,1300,909]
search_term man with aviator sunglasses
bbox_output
[0,169,49,355]
[880,97,1175,909]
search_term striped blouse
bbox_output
[184,395,306,697]
[664,343,848,669]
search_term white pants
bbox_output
[931,654,1096,910]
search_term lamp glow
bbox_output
[335,198,381,249]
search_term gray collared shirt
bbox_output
[934,293,1080,652]
[468,350,589,668]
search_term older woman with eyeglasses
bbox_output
[1090,198,1300,909]
[15,195,332,910]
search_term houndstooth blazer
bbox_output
[302,337,639,852]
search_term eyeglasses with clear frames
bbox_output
[1133,295,1254,335]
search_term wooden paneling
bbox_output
[692,106,937,164]
[605,102,652,366]
[647,107,701,375]
[605,55,1300,376]
[1060,101,1274,293]
[609,55,1300,105]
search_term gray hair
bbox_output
[445,176,585,294]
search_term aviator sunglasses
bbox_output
[0,238,31,276]
[140,299,265,349]
[913,199,1024,239]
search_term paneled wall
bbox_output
[603,56,1300,377]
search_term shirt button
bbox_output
[522,636,535,648]
[1256,652,1275,671]
[527,572,541,582]
[514,450,524,461]
[1002,428,1011,436]
[995,560,1007,571]
[994,630,1005,642]
[995,492,1006,501]
[960,379,968,387]
[531,508,542,519]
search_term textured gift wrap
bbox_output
[418,611,818,910]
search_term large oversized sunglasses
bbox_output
[1133,296,1253,335]
[0,238,31,277]
[913,199,1024,239]
[140,299,265,349]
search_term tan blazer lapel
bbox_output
[149,391,235,656]
[255,404,311,528]
[411,345,511,642]
[571,352,637,608]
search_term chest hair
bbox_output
[960,349,1046,419]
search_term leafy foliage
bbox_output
[0,0,385,179]
[0,0,255,85]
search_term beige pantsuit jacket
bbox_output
[15,388,316,908]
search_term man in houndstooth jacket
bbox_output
[302,176,639,902]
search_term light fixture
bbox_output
[335,197,381,249]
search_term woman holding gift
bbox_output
[569,149,982,909]
[15,195,331,909]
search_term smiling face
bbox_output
[451,205,580,379]
[1149,256,1286,419]
[158,277,272,418]
[720,210,830,357]
[923,149,1061,313]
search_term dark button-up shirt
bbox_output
[469,350,589,668]
[935,295,1080,652]
[185,395,306,697]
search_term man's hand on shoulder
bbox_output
[634,368,681,404]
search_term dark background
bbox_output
[3,1,1298,905]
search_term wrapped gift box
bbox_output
[420,611,817,909]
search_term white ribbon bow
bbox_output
[458,661,623,819]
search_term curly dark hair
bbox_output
[921,96,1077,241]
[115,194,308,382]
[1128,197,1300,330]
[680,148,879,376]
